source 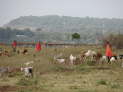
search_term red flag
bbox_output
[35,42,41,51]
[105,44,113,57]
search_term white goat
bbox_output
[54,55,65,64]
[110,57,116,62]
[84,50,96,61]
[21,67,33,77]
[56,59,65,63]
[69,54,76,65]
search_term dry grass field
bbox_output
[0,45,123,92]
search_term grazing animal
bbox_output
[82,50,97,61]
[54,55,65,64]
[56,59,65,63]
[21,67,33,77]
[110,57,117,62]
[69,54,76,65]
[95,52,102,61]
[3,50,10,57]
[22,49,28,55]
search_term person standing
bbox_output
[35,41,41,51]
[12,40,17,52]
[105,41,113,63]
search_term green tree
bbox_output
[72,33,80,40]
[72,33,80,43]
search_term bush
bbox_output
[97,79,107,85]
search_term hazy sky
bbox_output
[0,0,123,26]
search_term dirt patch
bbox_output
[0,85,17,92]
[0,85,28,92]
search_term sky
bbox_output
[0,0,123,26]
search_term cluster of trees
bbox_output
[1,26,123,47]
[0,27,34,42]
[0,26,98,44]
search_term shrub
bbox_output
[97,79,107,85]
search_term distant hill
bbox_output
[2,15,123,44]
[4,15,123,33]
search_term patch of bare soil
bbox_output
[0,85,28,92]
[0,85,17,92]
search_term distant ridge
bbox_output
[4,15,123,33]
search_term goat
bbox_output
[56,59,65,63]
[69,54,76,65]
[22,49,28,55]
[95,52,102,61]
[110,57,117,62]
[21,67,33,77]
[82,50,97,61]
[2,50,10,57]
[54,55,65,64]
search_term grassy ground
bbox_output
[0,45,123,92]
